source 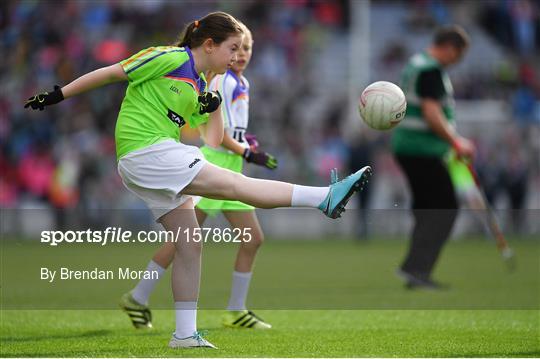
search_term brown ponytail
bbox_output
[175,12,243,49]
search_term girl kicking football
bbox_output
[120,23,275,331]
[25,12,371,349]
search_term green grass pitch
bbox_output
[1,237,539,357]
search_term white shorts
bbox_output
[118,140,205,221]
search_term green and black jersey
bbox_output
[391,52,456,158]
[115,46,209,160]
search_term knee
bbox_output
[244,228,264,250]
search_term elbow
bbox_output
[205,133,224,148]
[206,139,220,148]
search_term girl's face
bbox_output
[231,31,253,74]
[208,34,243,74]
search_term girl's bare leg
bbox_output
[223,210,264,273]
[222,210,264,311]
[149,209,208,270]
[184,163,294,208]
[159,198,201,338]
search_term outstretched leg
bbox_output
[184,163,294,208]
[184,163,372,218]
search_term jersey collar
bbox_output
[185,46,201,80]
[227,69,246,88]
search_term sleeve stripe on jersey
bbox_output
[122,47,156,68]
[121,46,177,69]
[125,48,185,74]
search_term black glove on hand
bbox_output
[198,91,222,114]
[243,148,278,170]
[24,85,64,111]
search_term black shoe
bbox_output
[396,269,449,290]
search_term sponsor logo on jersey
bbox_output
[188,158,201,168]
[170,85,182,95]
[167,109,185,127]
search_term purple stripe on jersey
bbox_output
[127,49,185,74]
[165,48,206,93]
[165,62,195,80]
[227,69,249,102]
[232,84,249,102]
[187,47,206,93]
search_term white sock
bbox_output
[131,260,166,305]
[227,271,253,311]
[291,185,329,207]
[174,301,197,338]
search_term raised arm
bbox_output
[62,63,127,99]
[24,63,127,110]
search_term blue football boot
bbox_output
[318,166,372,219]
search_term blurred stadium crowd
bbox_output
[1,1,539,232]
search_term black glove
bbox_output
[243,148,278,170]
[24,85,64,111]
[198,90,222,114]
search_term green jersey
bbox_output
[391,52,456,158]
[115,46,209,160]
